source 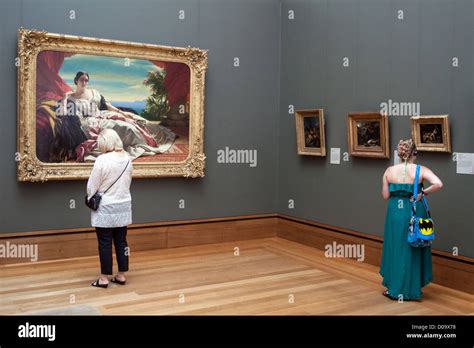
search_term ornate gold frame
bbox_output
[295,109,326,156]
[411,115,451,153]
[17,28,208,182]
[347,112,390,159]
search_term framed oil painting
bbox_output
[17,28,208,182]
[347,112,389,159]
[411,115,451,153]
[295,109,326,156]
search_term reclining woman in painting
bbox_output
[51,71,175,162]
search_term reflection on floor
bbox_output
[1,237,472,315]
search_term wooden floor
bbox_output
[0,237,472,315]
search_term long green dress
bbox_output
[379,183,433,300]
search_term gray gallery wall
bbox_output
[278,0,474,257]
[0,0,472,258]
[0,0,280,232]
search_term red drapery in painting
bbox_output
[151,60,190,107]
[36,51,74,161]
[36,51,74,101]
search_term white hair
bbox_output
[97,129,124,153]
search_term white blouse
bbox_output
[86,151,133,228]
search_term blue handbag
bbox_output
[407,165,435,247]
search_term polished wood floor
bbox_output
[0,237,472,315]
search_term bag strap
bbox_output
[421,191,432,218]
[103,159,130,194]
[412,164,431,218]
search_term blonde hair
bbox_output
[97,129,124,153]
[397,139,417,161]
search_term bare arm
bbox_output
[382,168,390,200]
[421,166,443,195]
[106,101,136,120]
[106,101,123,113]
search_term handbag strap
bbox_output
[103,159,130,194]
[412,164,431,218]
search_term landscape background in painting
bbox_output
[60,55,158,116]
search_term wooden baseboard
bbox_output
[0,213,472,294]
[0,214,278,265]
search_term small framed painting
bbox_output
[411,115,451,153]
[347,112,390,159]
[295,109,326,156]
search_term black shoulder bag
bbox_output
[85,160,130,211]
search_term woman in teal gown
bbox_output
[380,139,443,301]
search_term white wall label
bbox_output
[456,153,474,175]
[330,148,341,164]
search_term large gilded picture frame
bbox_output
[17,28,208,182]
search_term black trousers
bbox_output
[95,226,129,275]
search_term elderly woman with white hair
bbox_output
[87,129,133,288]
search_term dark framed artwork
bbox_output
[295,109,326,156]
[411,115,451,153]
[347,112,390,159]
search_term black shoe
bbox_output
[91,279,108,288]
[111,277,126,285]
